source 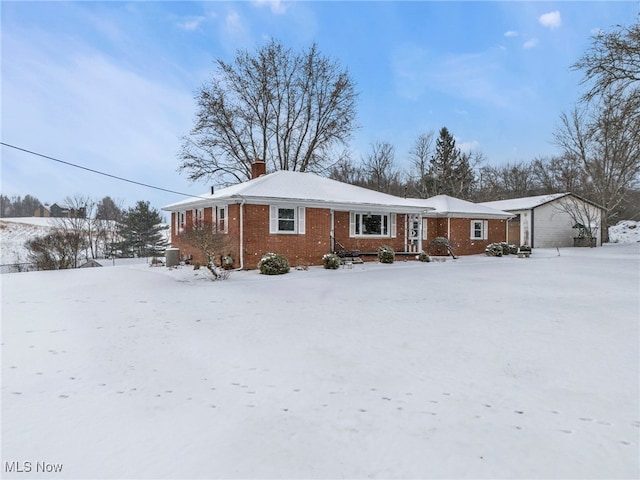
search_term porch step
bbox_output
[340,256,364,265]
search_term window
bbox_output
[269,206,305,234]
[471,220,488,240]
[194,208,204,225]
[176,211,186,232]
[350,212,396,237]
[217,206,227,233]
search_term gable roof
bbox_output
[480,193,604,212]
[409,195,513,219]
[163,170,432,213]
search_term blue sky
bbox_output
[2,1,638,214]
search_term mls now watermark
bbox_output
[5,461,64,474]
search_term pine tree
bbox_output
[117,201,167,257]
[429,127,476,198]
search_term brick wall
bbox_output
[169,205,508,268]
[424,217,507,255]
[242,205,332,269]
[333,211,408,254]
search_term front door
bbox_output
[407,214,421,252]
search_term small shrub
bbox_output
[193,261,201,270]
[485,243,503,257]
[418,251,431,262]
[322,253,341,270]
[258,252,290,275]
[378,245,395,264]
[519,245,532,254]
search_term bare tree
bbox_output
[476,161,534,201]
[554,195,602,247]
[531,154,587,194]
[360,141,404,195]
[572,20,640,102]
[52,195,93,266]
[554,90,640,241]
[179,39,359,185]
[179,220,235,280]
[407,131,435,198]
[26,231,80,270]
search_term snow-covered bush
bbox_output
[378,245,395,264]
[519,245,531,254]
[258,253,290,275]
[418,251,431,262]
[322,253,341,269]
[485,243,503,257]
[485,242,518,257]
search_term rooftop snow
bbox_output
[409,195,512,218]
[480,193,570,211]
[163,171,432,212]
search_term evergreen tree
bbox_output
[429,127,476,199]
[117,201,167,257]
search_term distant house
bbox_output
[481,193,604,248]
[163,161,513,269]
[35,203,86,219]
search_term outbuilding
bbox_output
[481,193,604,248]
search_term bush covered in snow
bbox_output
[378,245,395,264]
[485,242,518,257]
[258,253,290,275]
[418,251,431,262]
[322,253,341,269]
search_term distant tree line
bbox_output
[0,194,43,217]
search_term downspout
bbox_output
[447,217,451,239]
[530,208,535,248]
[239,197,245,269]
[230,196,246,271]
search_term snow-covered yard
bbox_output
[2,243,639,479]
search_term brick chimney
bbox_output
[251,159,266,179]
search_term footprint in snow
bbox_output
[58,394,69,399]
[579,417,593,422]
[559,429,572,434]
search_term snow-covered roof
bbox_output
[480,193,570,212]
[408,195,513,219]
[163,171,433,213]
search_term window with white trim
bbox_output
[217,206,228,233]
[269,206,305,234]
[350,212,396,237]
[194,208,204,225]
[176,211,186,233]
[471,220,489,240]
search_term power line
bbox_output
[1,142,209,200]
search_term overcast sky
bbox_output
[2,1,638,214]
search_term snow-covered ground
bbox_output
[609,220,640,244]
[2,243,639,478]
[0,218,170,271]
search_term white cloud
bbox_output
[504,30,518,37]
[457,140,481,152]
[178,16,206,31]
[1,28,196,208]
[539,11,561,29]
[523,38,539,49]
[252,0,287,15]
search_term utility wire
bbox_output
[1,142,210,200]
